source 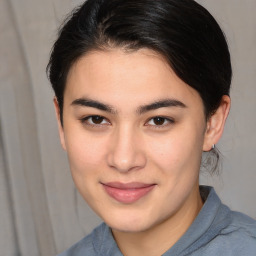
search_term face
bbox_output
[56,48,215,233]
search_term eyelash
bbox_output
[79,115,111,127]
[79,115,175,128]
[145,116,175,128]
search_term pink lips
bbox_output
[102,182,156,204]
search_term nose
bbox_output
[107,126,146,173]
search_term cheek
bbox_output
[64,132,109,203]
[64,130,108,176]
[146,125,204,175]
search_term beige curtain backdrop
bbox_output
[0,0,255,255]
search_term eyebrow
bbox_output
[137,99,187,114]
[71,97,187,114]
[71,98,116,114]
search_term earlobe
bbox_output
[203,95,231,151]
[53,97,67,151]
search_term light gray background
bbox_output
[0,0,255,255]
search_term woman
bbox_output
[47,0,256,255]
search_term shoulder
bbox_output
[228,210,256,232]
[57,223,107,256]
[191,187,256,255]
[220,210,256,244]
[203,207,256,255]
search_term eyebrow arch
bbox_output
[71,97,186,115]
[137,99,187,114]
[71,98,116,114]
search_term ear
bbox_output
[53,97,67,151]
[203,95,231,151]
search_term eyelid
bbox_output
[79,115,174,128]
[79,115,111,126]
[145,116,175,127]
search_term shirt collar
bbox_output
[163,186,231,256]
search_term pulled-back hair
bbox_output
[47,0,232,125]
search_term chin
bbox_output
[109,221,150,233]
[103,210,156,233]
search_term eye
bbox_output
[80,115,110,126]
[146,116,174,127]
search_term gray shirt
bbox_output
[58,186,256,255]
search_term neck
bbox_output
[112,186,203,256]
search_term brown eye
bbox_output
[152,117,165,125]
[146,116,174,127]
[81,115,110,126]
[91,116,104,124]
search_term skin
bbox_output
[54,48,230,256]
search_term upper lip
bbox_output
[101,182,156,189]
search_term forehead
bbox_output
[65,48,202,110]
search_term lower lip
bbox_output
[102,184,155,204]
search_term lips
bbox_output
[101,182,156,204]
